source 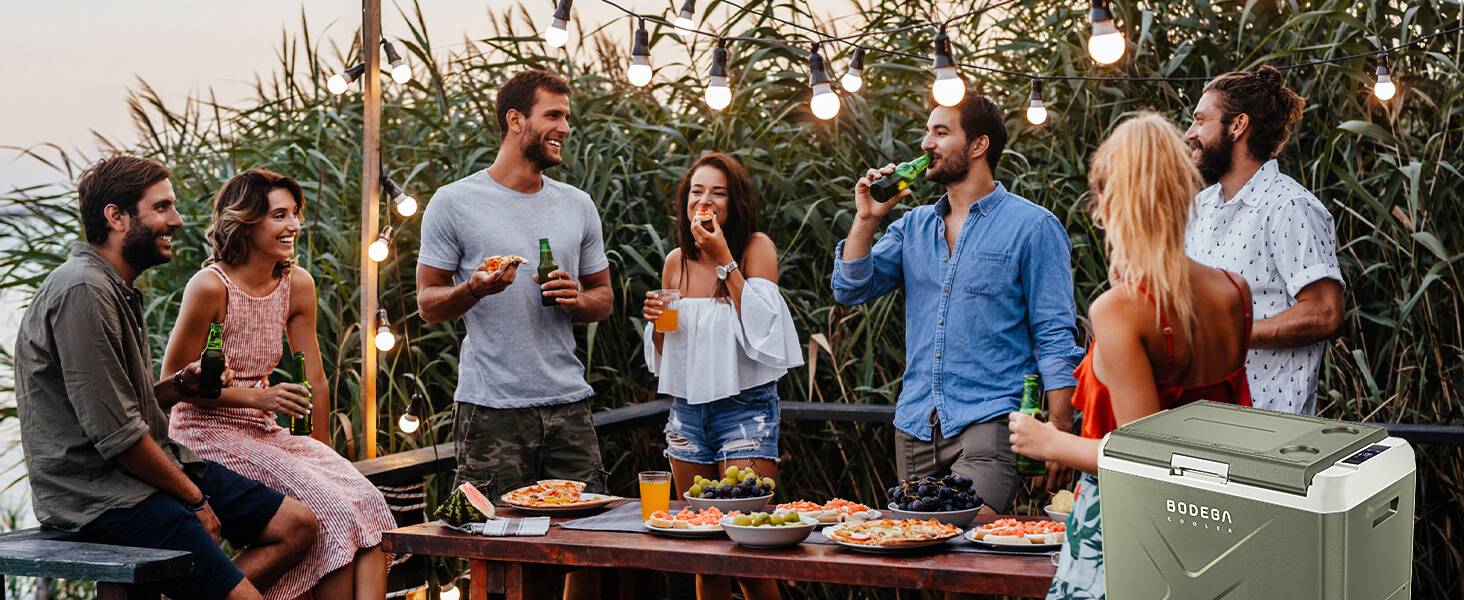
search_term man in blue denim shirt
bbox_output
[832,95,1085,513]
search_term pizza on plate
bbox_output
[969,518,1066,545]
[825,518,961,547]
[501,480,607,507]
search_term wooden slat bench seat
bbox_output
[0,527,192,600]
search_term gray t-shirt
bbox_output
[419,170,609,408]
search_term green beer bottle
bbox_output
[289,351,312,436]
[1016,374,1047,476]
[869,153,932,203]
[197,323,226,399]
[537,238,559,307]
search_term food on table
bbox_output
[775,498,880,523]
[969,518,1067,545]
[825,518,961,547]
[646,507,736,530]
[1051,489,1076,514]
[502,479,612,507]
[686,465,774,499]
[482,255,527,272]
[888,474,982,512]
[435,482,496,525]
[728,512,808,527]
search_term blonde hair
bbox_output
[1088,112,1203,337]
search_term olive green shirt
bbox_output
[13,243,202,531]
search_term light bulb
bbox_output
[674,16,695,34]
[544,23,569,48]
[392,193,417,217]
[1087,3,1125,65]
[810,83,841,120]
[375,325,396,351]
[390,61,411,84]
[674,0,696,35]
[327,74,349,95]
[441,584,460,600]
[705,77,731,110]
[1026,80,1048,125]
[932,68,966,107]
[627,21,652,87]
[627,62,652,87]
[1374,57,1396,101]
[841,71,863,93]
[398,412,420,433]
[368,237,389,262]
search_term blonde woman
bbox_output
[1007,113,1253,600]
[163,169,394,600]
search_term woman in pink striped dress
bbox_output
[162,168,395,600]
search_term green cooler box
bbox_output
[1098,401,1414,600]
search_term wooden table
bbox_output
[383,504,1056,599]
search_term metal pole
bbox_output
[360,0,382,459]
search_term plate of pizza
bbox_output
[965,518,1066,551]
[482,255,527,273]
[775,499,882,524]
[644,507,736,538]
[822,518,962,554]
[499,480,620,514]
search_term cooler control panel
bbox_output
[1341,444,1390,465]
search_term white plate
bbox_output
[643,521,726,538]
[822,524,961,554]
[499,492,619,514]
[963,528,1064,551]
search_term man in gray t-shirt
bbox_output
[417,70,615,498]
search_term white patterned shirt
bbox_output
[1185,160,1344,415]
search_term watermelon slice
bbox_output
[434,483,496,525]
[459,482,496,520]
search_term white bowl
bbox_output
[1044,504,1071,523]
[684,492,772,514]
[720,515,818,548]
[885,503,983,528]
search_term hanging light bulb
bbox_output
[841,47,865,93]
[1087,0,1126,65]
[398,393,423,434]
[374,308,396,352]
[382,174,417,217]
[382,40,412,84]
[1373,53,1396,101]
[1026,79,1048,125]
[931,29,965,107]
[543,0,573,48]
[807,44,841,120]
[627,19,652,87]
[674,0,697,35]
[705,40,731,110]
[436,562,461,600]
[368,226,393,263]
[327,63,366,95]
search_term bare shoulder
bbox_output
[289,265,316,290]
[666,247,683,264]
[1090,285,1146,325]
[185,268,227,302]
[744,232,779,259]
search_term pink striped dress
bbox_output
[170,265,396,600]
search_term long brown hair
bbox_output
[1204,66,1306,160]
[205,168,304,278]
[674,152,758,298]
[1088,112,1202,338]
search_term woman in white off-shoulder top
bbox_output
[642,152,802,600]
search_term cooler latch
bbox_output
[1169,453,1230,483]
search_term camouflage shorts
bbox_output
[452,401,609,498]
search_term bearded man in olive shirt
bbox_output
[13,156,317,600]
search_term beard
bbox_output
[1193,134,1233,185]
[926,148,972,185]
[520,126,562,170]
[120,218,174,272]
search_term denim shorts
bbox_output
[663,382,781,464]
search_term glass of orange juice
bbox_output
[653,289,681,333]
[639,471,672,521]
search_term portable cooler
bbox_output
[1098,401,1415,600]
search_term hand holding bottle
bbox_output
[855,163,907,222]
[253,383,312,418]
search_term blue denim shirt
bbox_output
[831,183,1085,442]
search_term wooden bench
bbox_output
[0,527,192,600]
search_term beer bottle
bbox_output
[1016,374,1047,476]
[869,153,931,203]
[289,351,313,436]
[197,323,226,399]
[537,238,559,307]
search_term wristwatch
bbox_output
[186,494,210,512]
[716,260,739,281]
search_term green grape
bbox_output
[721,477,737,487]
[770,513,785,526]
[761,477,775,489]
[693,475,705,484]
[688,485,703,497]
[733,515,752,526]
[724,466,740,478]
[740,471,758,483]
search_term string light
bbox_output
[1026,79,1048,125]
[436,562,461,600]
[673,0,696,35]
[544,0,573,48]
[1087,0,1126,65]
[398,393,423,434]
[327,63,366,95]
[705,40,731,110]
[627,19,652,87]
[841,47,865,93]
[382,174,417,218]
[808,44,841,120]
[374,309,396,352]
[931,28,965,107]
[368,226,393,262]
[381,40,412,84]
[1374,53,1396,101]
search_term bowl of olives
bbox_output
[720,511,818,548]
[684,466,775,513]
[886,474,984,528]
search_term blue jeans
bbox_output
[663,382,781,464]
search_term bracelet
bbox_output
[186,494,210,512]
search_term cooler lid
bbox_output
[1102,401,1386,495]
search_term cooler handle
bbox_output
[1169,453,1230,483]
[1368,496,1399,528]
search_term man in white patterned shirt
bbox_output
[1183,66,1345,415]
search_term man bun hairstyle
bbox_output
[494,69,573,140]
[1204,65,1306,160]
[77,155,172,244]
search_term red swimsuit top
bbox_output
[1073,271,1253,441]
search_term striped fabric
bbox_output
[170,265,397,600]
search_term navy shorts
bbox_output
[79,460,286,600]
[664,382,781,464]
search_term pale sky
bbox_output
[0,0,901,193]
